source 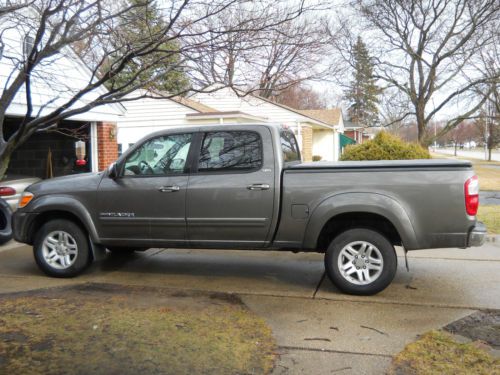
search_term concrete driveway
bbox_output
[1,243,499,374]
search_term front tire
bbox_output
[33,219,91,278]
[325,228,397,295]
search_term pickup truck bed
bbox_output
[275,159,477,251]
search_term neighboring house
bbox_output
[0,21,125,178]
[343,122,366,144]
[299,109,356,157]
[118,86,345,161]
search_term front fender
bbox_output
[27,195,100,243]
[303,192,419,250]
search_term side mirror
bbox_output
[108,162,118,179]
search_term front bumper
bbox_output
[12,211,39,244]
[468,221,487,247]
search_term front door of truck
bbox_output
[96,133,193,244]
[186,128,275,247]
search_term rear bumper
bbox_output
[468,221,487,247]
[12,211,38,244]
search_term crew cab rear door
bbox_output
[186,127,275,247]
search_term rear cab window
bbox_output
[280,130,301,163]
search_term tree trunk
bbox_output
[416,105,427,146]
[0,153,11,180]
[0,140,16,180]
[454,142,457,156]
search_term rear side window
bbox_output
[198,131,262,172]
[280,130,300,162]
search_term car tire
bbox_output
[325,228,397,296]
[33,219,91,278]
[0,198,13,246]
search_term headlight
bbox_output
[18,192,34,208]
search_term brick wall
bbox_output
[96,122,118,171]
[301,125,313,162]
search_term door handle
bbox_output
[158,185,180,192]
[247,183,270,191]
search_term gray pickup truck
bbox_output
[13,124,486,295]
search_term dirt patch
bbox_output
[0,283,276,375]
[444,310,500,349]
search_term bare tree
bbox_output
[187,2,337,98]
[354,0,499,146]
[272,83,327,109]
[0,0,309,177]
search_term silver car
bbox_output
[0,175,41,211]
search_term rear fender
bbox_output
[303,192,418,249]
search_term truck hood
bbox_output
[27,172,104,196]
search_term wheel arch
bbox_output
[27,195,100,245]
[303,192,418,251]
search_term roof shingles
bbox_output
[299,109,342,126]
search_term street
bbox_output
[434,148,500,162]
[0,242,499,374]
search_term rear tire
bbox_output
[325,228,397,295]
[33,219,91,278]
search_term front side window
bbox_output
[123,133,192,176]
[280,130,300,162]
[198,131,262,172]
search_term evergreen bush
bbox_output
[340,132,430,161]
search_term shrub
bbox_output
[340,131,430,161]
[312,155,322,161]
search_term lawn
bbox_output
[471,161,500,191]
[477,205,500,235]
[432,152,500,191]
[390,330,500,375]
[0,284,276,375]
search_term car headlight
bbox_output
[18,192,34,208]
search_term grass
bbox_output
[390,330,500,375]
[477,205,500,234]
[471,162,500,191]
[0,284,276,375]
[432,152,500,191]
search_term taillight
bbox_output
[0,187,16,196]
[464,176,479,216]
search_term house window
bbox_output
[23,35,34,58]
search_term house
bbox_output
[118,87,346,161]
[0,20,125,178]
[343,122,366,144]
[298,109,356,154]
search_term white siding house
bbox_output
[118,86,345,161]
[0,20,125,176]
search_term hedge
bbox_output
[340,131,430,161]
